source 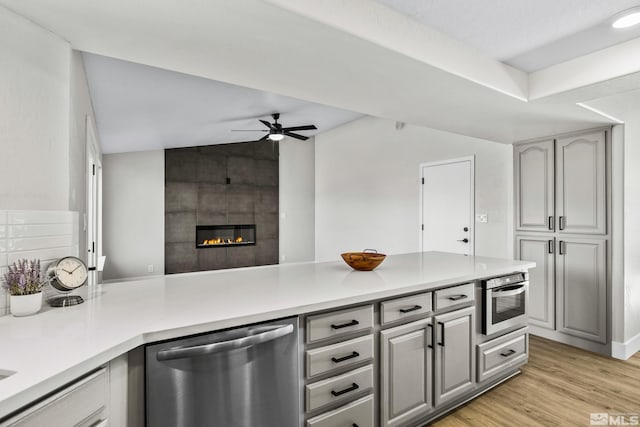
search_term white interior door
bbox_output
[421,158,474,255]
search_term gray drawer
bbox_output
[306,305,374,343]
[306,394,374,427]
[434,283,474,311]
[3,368,108,427]
[477,327,528,382]
[306,335,374,378]
[305,365,374,412]
[381,292,432,325]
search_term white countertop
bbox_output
[0,251,534,419]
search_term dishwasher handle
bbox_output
[156,324,294,361]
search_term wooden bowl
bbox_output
[341,250,386,271]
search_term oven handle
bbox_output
[156,324,294,361]
[491,284,526,298]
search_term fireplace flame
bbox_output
[201,236,245,245]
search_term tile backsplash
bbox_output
[0,210,79,316]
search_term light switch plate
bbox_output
[476,214,488,223]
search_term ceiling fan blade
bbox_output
[284,132,309,141]
[231,129,269,132]
[259,120,274,129]
[282,125,317,132]
[259,134,271,141]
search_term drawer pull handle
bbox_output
[438,322,445,346]
[331,382,359,397]
[500,349,516,357]
[427,323,433,349]
[399,304,422,313]
[448,294,468,301]
[331,320,359,330]
[548,215,554,231]
[331,351,360,363]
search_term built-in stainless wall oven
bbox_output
[482,272,528,335]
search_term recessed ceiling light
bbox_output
[612,8,640,29]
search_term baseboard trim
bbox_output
[611,332,640,360]
[528,325,610,356]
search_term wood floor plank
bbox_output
[428,335,640,426]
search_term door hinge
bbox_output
[92,164,96,175]
[92,241,95,253]
[421,224,424,230]
[421,177,424,184]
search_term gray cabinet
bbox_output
[556,237,607,343]
[434,306,475,406]
[515,235,555,330]
[380,318,432,427]
[514,128,609,349]
[0,368,108,427]
[556,131,606,235]
[515,139,555,232]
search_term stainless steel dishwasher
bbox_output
[146,317,299,427]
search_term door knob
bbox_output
[457,238,469,243]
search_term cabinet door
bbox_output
[515,235,555,330]
[556,237,606,343]
[514,139,555,232]
[380,318,432,427]
[434,306,475,407]
[556,130,606,234]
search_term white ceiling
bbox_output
[378,0,640,71]
[83,53,363,153]
[2,0,639,144]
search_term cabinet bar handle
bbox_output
[548,240,554,254]
[548,216,554,230]
[448,294,468,301]
[331,320,359,330]
[559,216,566,230]
[331,351,360,363]
[399,304,422,313]
[438,322,445,346]
[331,382,359,397]
[427,323,433,349]
[559,241,566,255]
[500,349,516,357]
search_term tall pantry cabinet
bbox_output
[514,129,609,350]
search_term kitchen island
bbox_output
[0,251,534,425]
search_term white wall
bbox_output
[315,116,513,262]
[102,151,165,281]
[279,138,315,263]
[0,6,71,210]
[583,92,640,357]
[622,119,640,343]
[69,50,101,262]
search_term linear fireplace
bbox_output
[196,224,256,248]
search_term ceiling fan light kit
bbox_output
[268,133,285,141]
[232,113,317,142]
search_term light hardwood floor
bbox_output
[430,335,640,426]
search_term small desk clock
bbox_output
[46,256,88,307]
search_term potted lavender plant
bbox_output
[2,259,46,316]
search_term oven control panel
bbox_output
[483,272,526,289]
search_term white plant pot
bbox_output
[10,292,43,317]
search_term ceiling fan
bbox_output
[232,113,317,141]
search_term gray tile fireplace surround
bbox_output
[165,142,279,274]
